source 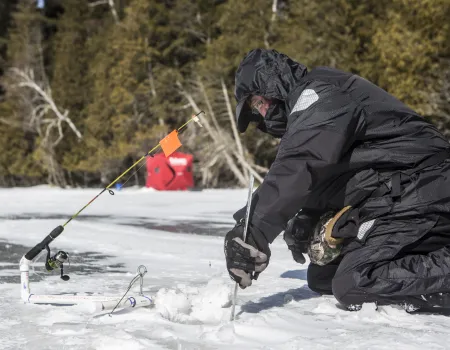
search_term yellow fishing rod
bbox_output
[24,112,204,266]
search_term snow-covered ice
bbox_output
[1,187,450,349]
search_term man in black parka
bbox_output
[224,48,450,311]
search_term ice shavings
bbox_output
[154,278,232,324]
[154,288,191,322]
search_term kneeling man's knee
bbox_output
[332,272,361,305]
[307,263,338,295]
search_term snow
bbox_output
[1,187,450,349]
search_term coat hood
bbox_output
[235,49,308,133]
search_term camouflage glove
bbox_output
[307,208,351,266]
[224,223,270,288]
[283,211,320,264]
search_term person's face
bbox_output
[249,95,271,118]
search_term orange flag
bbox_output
[159,130,182,157]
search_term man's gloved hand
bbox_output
[283,211,320,264]
[224,222,270,288]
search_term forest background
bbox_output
[0,0,449,188]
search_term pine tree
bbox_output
[0,0,49,185]
[365,0,449,117]
[200,0,274,78]
[49,0,99,185]
[80,0,218,185]
[0,0,449,187]
[0,0,19,72]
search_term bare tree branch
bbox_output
[148,62,157,97]
[185,28,208,44]
[88,0,108,6]
[3,19,69,187]
[177,79,265,186]
[264,0,278,48]
[198,79,222,134]
[89,0,119,23]
[251,162,269,173]
[271,0,278,22]
[178,81,248,186]
[221,78,248,180]
[108,0,120,23]
[10,68,82,140]
[53,119,64,147]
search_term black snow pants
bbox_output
[308,156,450,308]
[308,213,450,307]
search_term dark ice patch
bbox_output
[0,240,124,283]
[0,213,232,236]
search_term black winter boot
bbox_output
[417,292,450,308]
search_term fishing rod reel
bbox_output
[45,245,70,281]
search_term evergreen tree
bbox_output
[0,0,449,187]
[0,0,48,185]
[0,0,19,73]
[365,0,449,117]
[49,0,98,185]
[200,0,273,77]
[80,0,219,185]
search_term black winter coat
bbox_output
[233,49,450,248]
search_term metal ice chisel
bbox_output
[230,174,254,321]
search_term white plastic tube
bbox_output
[27,294,122,304]
[94,295,153,312]
[19,255,32,302]
[19,255,153,311]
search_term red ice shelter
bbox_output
[145,152,194,190]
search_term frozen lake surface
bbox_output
[1,187,449,349]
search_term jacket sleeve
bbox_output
[247,89,365,244]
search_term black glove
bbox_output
[283,211,320,264]
[224,222,270,288]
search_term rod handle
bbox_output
[24,225,64,260]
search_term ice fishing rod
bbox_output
[230,174,254,321]
[23,112,205,273]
